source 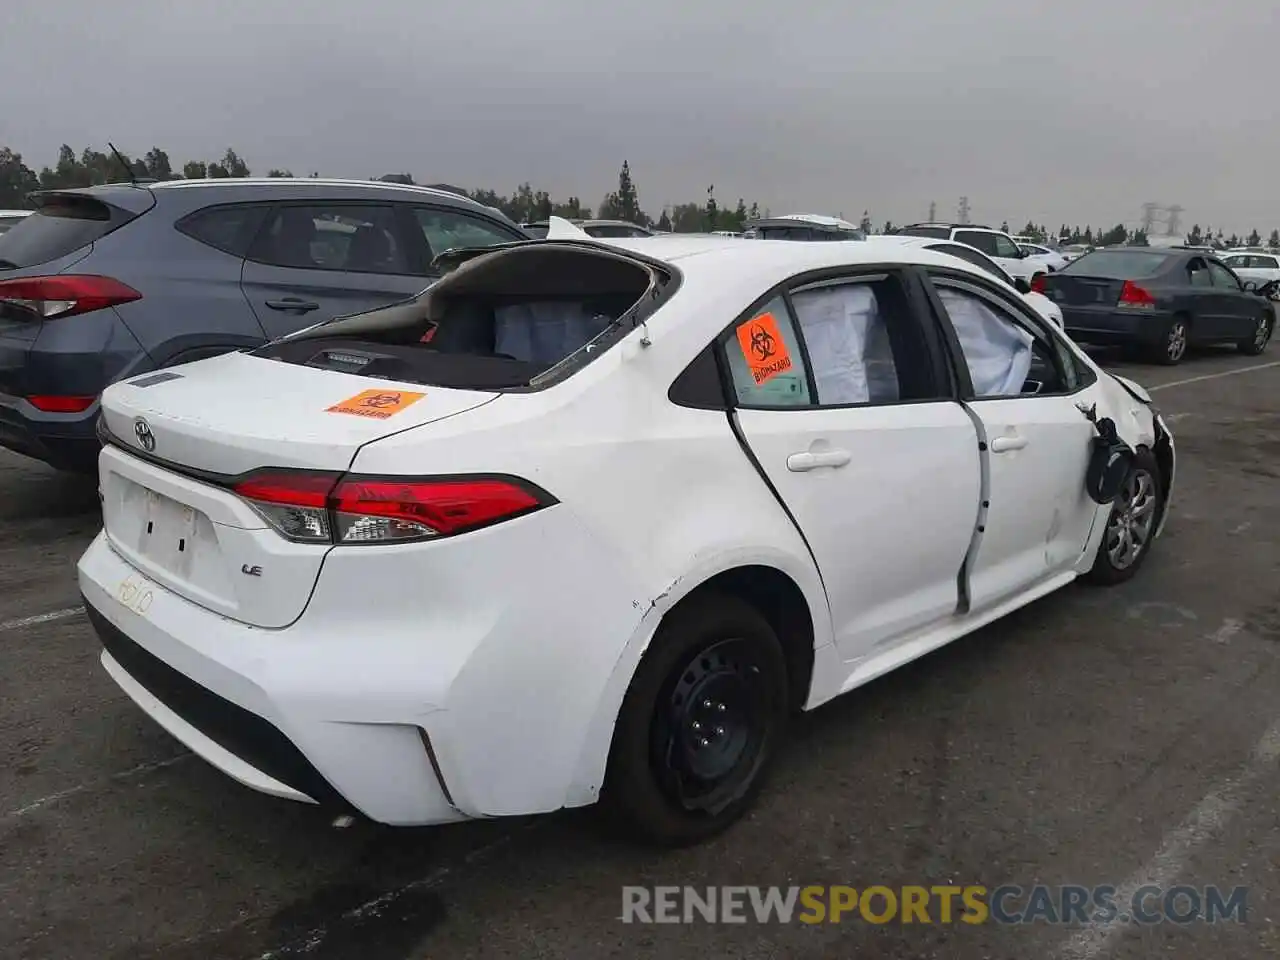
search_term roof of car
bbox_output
[44,177,490,208]
[149,177,470,201]
[588,234,1008,286]
[753,213,860,230]
[899,222,995,231]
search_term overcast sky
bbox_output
[1,0,1273,234]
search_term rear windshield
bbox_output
[255,244,675,391]
[0,195,138,269]
[1061,250,1170,279]
[897,226,951,239]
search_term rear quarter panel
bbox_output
[346,278,835,810]
[88,214,265,362]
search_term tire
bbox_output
[1147,315,1189,365]
[1083,447,1164,586]
[1238,310,1273,356]
[603,592,789,847]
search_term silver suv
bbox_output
[0,178,527,471]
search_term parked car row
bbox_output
[76,225,1177,844]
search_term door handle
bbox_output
[787,449,852,472]
[989,435,1028,453]
[264,298,320,312]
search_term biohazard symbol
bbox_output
[326,389,426,419]
[358,393,403,409]
[735,312,793,386]
[747,323,777,362]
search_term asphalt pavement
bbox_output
[2,349,1279,960]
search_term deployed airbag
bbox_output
[937,289,1035,397]
[790,285,899,405]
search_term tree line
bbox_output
[0,146,768,233]
[3,144,1279,248]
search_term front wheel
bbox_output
[1083,448,1164,586]
[603,593,789,846]
[1238,311,1273,356]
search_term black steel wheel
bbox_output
[604,593,789,846]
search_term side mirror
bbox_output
[1014,278,1032,294]
[1243,280,1258,292]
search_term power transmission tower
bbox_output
[1165,205,1184,238]
[957,197,971,225]
[928,200,937,221]
[1140,202,1159,235]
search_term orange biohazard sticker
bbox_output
[326,389,426,420]
[735,312,793,385]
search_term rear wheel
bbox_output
[603,593,789,846]
[1238,311,1273,356]
[1084,448,1163,586]
[1148,315,1189,365]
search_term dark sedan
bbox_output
[1039,248,1275,364]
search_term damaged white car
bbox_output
[77,231,1175,846]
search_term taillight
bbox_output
[1118,280,1156,309]
[1030,274,1047,294]
[0,275,142,320]
[26,394,97,413]
[232,470,555,544]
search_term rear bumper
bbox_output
[0,393,101,471]
[1062,307,1172,345]
[77,497,649,825]
[0,308,147,471]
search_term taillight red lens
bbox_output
[1118,280,1156,308]
[233,470,341,544]
[25,394,97,413]
[1030,274,1047,294]
[232,471,553,544]
[0,275,142,320]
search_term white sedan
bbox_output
[1017,242,1069,273]
[877,234,1066,330]
[78,231,1176,845]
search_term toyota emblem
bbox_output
[133,418,156,452]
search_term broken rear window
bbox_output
[254,243,677,391]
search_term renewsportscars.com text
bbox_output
[620,884,1248,926]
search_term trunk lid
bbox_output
[100,350,499,475]
[1042,274,1126,307]
[97,352,499,628]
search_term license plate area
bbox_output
[123,482,203,575]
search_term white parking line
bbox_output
[1054,718,1280,960]
[252,826,526,959]
[2,754,189,822]
[0,606,84,632]
[1148,359,1280,393]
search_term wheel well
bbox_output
[1153,431,1174,530]
[665,566,815,711]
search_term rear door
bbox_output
[923,272,1102,611]
[1183,256,1229,340]
[725,268,982,663]
[1207,259,1262,339]
[241,201,431,339]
